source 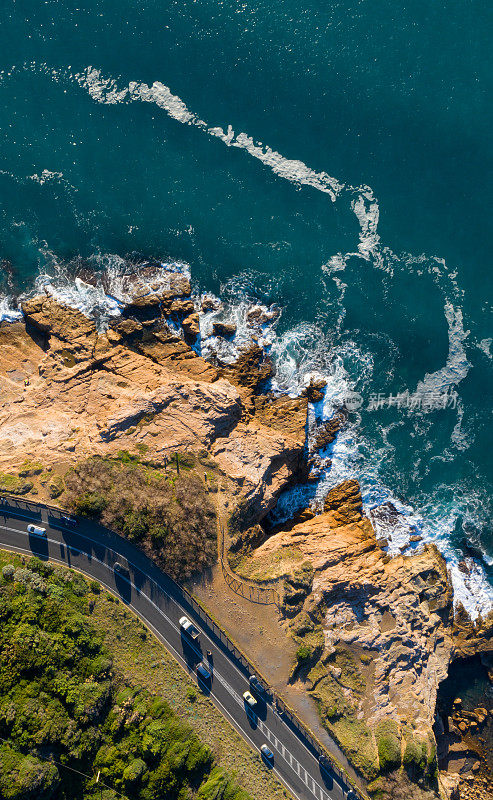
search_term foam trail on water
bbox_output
[74,67,345,201]
[415,301,470,398]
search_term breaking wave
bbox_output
[0,62,489,619]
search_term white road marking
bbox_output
[0,520,347,800]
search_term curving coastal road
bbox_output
[0,498,360,800]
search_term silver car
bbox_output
[260,744,274,762]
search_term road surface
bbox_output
[0,498,360,800]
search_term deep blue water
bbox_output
[1,1,491,612]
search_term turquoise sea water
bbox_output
[1,2,492,612]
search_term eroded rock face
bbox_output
[219,343,274,394]
[306,377,327,404]
[0,283,307,524]
[243,487,467,782]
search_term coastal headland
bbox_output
[0,265,491,800]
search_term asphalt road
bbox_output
[0,499,358,800]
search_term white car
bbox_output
[27,524,47,538]
[179,615,200,642]
[243,691,257,708]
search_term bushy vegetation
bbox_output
[0,471,33,495]
[64,456,217,581]
[375,720,402,773]
[0,553,251,800]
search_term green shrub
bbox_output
[296,644,312,663]
[186,686,197,702]
[123,757,146,786]
[0,472,33,495]
[0,554,253,800]
[0,745,60,799]
[18,460,44,477]
[74,491,108,517]
[48,476,65,499]
[375,719,402,773]
[403,735,426,775]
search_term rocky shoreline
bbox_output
[0,265,492,798]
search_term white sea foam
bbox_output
[414,301,470,401]
[351,191,382,263]
[34,274,123,327]
[28,169,64,185]
[74,67,346,202]
[0,296,22,323]
[6,62,490,618]
[199,294,280,365]
[2,248,490,617]
[8,254,192,330]
[478,337,492,358]
[254,308,490,618]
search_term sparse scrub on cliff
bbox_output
[0,471,33,496]
[403,734,428,776]
[282,561,314,617]
[375,719,402,773]
[48,474,65,498]
[65,457,217,581]
[18,459,44,477]
[295,644,312,663]
[331,718,379,780]
[368,772,439,800]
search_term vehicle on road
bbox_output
[196,662,211,681]
[249,674,264,696]
[318,754,331,773]
[27,524,47,538]
[260,743,274,762]
[114,561,130,577]
[61,515,77,526]
[179,615,200,642]
[242,691,257,708]
[347,792,358,800]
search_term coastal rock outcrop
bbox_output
[0,277,307,525]
[240,487,461,782]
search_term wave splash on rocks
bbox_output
[1,255,492,620]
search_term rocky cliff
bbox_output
[239,480,493,794]
[1,273,491,798]
[0,273,306,523]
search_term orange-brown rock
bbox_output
[253,394,308,447]
[212,321,237,338]
[306,377,327,404]
[22,296,98,360]
[0,294,307,522]
[181,312,200,345]
[246,488,455,738]
[313,410,346,451]
[220,343,274,394]
[323,478,363,523]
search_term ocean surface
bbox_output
[1,1,492,615]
